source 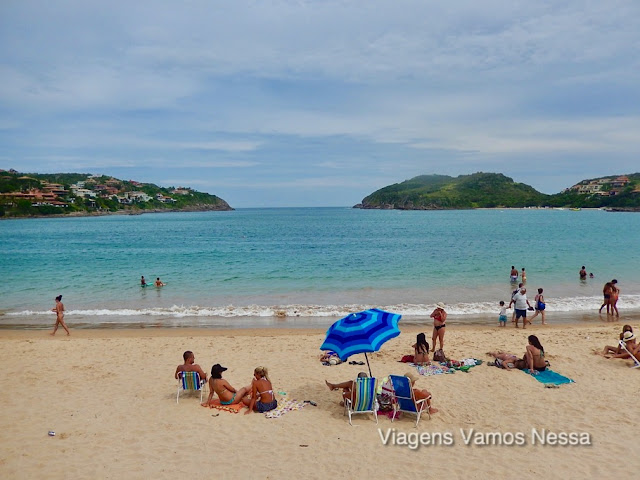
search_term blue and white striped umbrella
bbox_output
[320,308,402,375]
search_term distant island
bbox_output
[354,172,640,210]
[0,169,233,218]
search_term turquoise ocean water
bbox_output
[1,208,639,329]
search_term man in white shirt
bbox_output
[512,288,533,328]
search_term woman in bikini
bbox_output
[244,366,277,414]
[412,333,430,365]
[203,364,250,406]
[525,335,547,374]
[430,302,447,353]
[528,287,546,325]
[610,280,620,317]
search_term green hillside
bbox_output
[0,169,233,217]
[355,173,547,209]
[355,172,640,210]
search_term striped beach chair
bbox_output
[177,371,207,403]
[389,374,430,427]
[619,340,640,369]
[344,377,378,425]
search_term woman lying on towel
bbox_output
[243,366,278,414]
[203,364,250,406]
[525,335,547,374]
[487,351,526,370]
[601,325,634,356]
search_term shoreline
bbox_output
[0,204,233,221]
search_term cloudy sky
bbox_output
[1,1,639,207]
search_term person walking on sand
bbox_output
[510,266,519,283]
[512,288,533,329]
[498,301,508,327]
[430,302,447,352]
[528,288,546,325]
[509,283,524,323]
[599,281,613,314]
[50,295,70,336]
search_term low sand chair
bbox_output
[389,374,430,427]
[177,371,207,403]
[619,340,640,369]
[344,377,378,426]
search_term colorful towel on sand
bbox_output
[264,399,307,419]
[414,364,449,376]
[204,400,245,414]
[523,369,575,385]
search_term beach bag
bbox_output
[537,296,546,310]
[433,349,447,363]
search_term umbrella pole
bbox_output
[364,353,372,377]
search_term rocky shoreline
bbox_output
[0,203,233,220]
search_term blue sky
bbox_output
[1,1,639,207]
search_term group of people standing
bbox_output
[504,282,546,328]
[175,351,278,414]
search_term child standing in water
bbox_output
[498,301,507,327]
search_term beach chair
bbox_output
[389,375,430,427]
[619,340,640,369]
[344,377,378,425]
[177,371,207,403]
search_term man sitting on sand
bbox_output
[325,372,368,406]
[175,351,207,381]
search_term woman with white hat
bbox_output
[430,302,447,353]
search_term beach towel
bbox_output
[522,369,575,385]
[414,364,450,376]
[204,400,245,414]
[264,399,307,419]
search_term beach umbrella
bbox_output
[320,308,402,377]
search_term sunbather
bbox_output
[412,333,430,365]
[486,351,526,370]
[203,364,250,406]
[525,335,547,374]
[325,372,368,406]
[244,366,277,414]
[175,350,207,381]
[601,325,634,355]
[404,371,438,414]
[604,331,638,359]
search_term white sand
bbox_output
[1,322,639,479]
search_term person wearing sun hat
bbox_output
[430,302,447,353]
[404,371,438,415]
[202,364,251,406]
[605,330,639,360]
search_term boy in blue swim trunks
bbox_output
[498,301,507,327]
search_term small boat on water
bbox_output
[570,208,581,211]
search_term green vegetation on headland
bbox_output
[0,169,233,218]
[354,172,640,210]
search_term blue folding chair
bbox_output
[389,374,430,427]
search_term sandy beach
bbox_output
[1,320,639,479]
